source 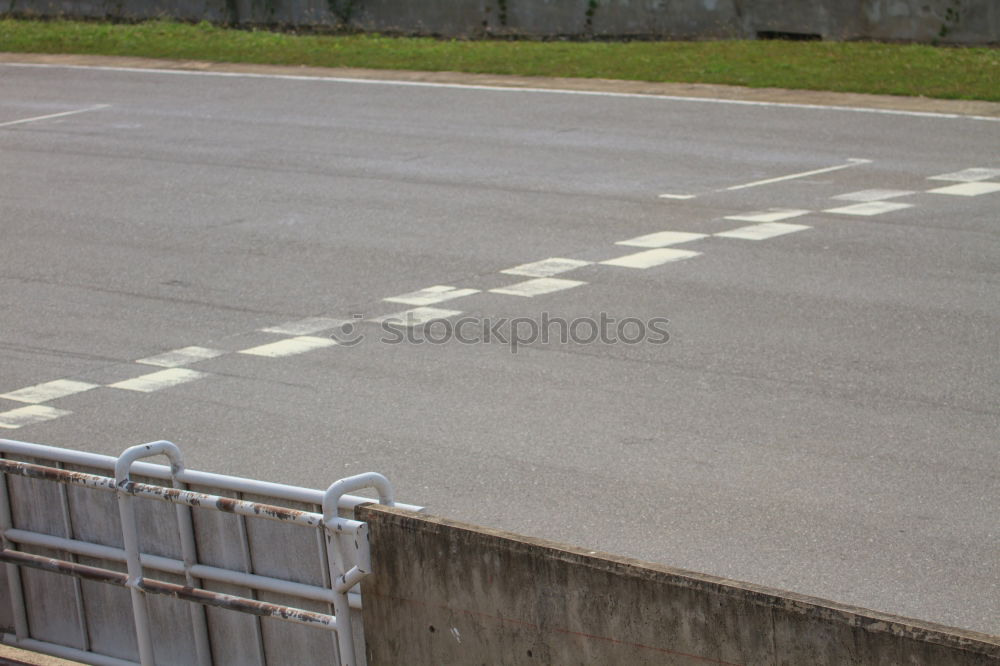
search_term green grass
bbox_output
[1,18,998,101]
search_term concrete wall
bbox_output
[357,504,1000,666]
[4,0,1000,43]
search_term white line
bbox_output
[489,278,586,297]
[714,222,811,240]
[0,104,109,128]
[657,194,697,200]
[724,159,872,192]
[723,208,811,223]
[0,379,99,404]
[108,368,208,392]
[615,231,708,248]
[383,285,480,306]
[238,336,337,358]
[5,64,999,123]
[600,248,701,269]
[260,317,347,335]
[0,405,72,429]
[136,346,225,368]
[832,189,914,202]
[927,168,1000,182]
[501,258,592,278]
[823,201,914,216]
[926,182,1000,197]
[371,307,463,327]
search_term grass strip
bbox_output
[1,19,998,101]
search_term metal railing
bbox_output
[0,438,420,666]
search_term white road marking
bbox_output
[658,194,696,200]
[383,285,480,306]
[823,201,914,216]
[724,208,811,223]
[7,64,999,123]
[238,336,337,358]
[599,248,701,268]
[0,405,73,429]
[0,379,99,404]
[0,104,109,128]
[714,222,811,240]
[108,368,208,392]
[489,277,587,297]
[723,159,872,192]
[832,189,914,202]
[261,317,346,335]
[927,168,1000,182]
[372,307,463,327]
[926,182,1000,197]
[136,346,225,368]
[615,231,708,248]
[501,258,592,278]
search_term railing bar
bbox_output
[0,440,423,512]
[235,489,267,666]
[2,635,139,666]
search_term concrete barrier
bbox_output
[4,0,999,43]
[357,504,1000,665]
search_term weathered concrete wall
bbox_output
[4,0,1000,43]
[357,504,1000,666]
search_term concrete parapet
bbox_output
[357,504,1000,665]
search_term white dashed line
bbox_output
[383,285,480,306]
[926,182,1000,197]
[657,193,696,200]
[723,159,872,191]
[108,368,208,392]
[832,189,914,202]
[724,209,811,223]
[0,379,99,404]
[927,168,1000,182]
[372,307,464,327]
[136,346,225,368]
[0,405,73,429]
[489,278,587,297]
[824,201,914,216]
[599,248,701,268]
[615,231,708,248]
[501,258,592,278]
[0,104,110,128]
[261,317,346,336]
[714,222,811,240]
[238,336,337,358]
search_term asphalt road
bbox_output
[1,60,998,636]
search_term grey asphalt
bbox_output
[1,61,997,636]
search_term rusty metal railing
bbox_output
[0,439,419,666]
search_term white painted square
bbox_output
[261,317,346,336]
[927,168,1000,182]
[108,368,208,392]
[136,346,225,368]
[724,208,811,223]
[0,405,72,429]
[501,258,592,278]
[615,231,708,248]
[371,307,463,327]
[714,222,811,241]
[599,248,701,269]
[489,278,586,297]
[238,336,337,358]
[1,379,99,404]
[926,182,1000,197]
[823,201,914,216]
[832,189,914,202]
[383,285,479,306]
